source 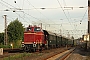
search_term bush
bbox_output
[0,44,11,48]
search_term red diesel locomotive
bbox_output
[22,25,47,52]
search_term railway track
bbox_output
[3,48,23,53]
[45,48,75,60]
[0,48,23,58]
[0,47,73,60]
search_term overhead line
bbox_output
[0,2,11,9]
[26,0,59,30]
[57,0,75,37]
[0,0,42,25]
[1,0,15,8]
[26,0,56,24]
[62,0,78,38]
[80,10,87,22]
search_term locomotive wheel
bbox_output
[33,48,36,52]
[24,46,30,52]
[29,49,32,53]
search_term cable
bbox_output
[26,0,57,25]
[1,0,47,23]
[80,10,87,23]
[15,12,30,24]
[0,2,11,9]
[0,0,87,39]
[0,0,42,25]
[1,0,15,8]
[22,0,24,9]
[57,0,75,38]
[57,0,87,39]
[26,0,63,31]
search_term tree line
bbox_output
[0,18,24,48]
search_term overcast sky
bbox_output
[0,0,88,39]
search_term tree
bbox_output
[0,33,4,44]
[7,18,24,43]
[71,36,74,46]
[71,36,74,40]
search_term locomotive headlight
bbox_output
[10,43,13,46]
[34,42,35,44]
[21,44,25,47]
[40,44,42,46]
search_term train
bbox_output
[21,25,74,52]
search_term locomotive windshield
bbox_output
[27,28,31,31]
[34,27,41,32]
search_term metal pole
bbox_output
[86,39,87,51]
[41,23,42,29]
[4,15,7,45]
[88,0,90,33]
[88,0,90,48]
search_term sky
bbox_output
[0,0,88,39]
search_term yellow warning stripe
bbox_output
[24,33,44,35]
[24,33,36,34]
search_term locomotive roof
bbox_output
[43,30,72,40]
[43,30,56,36]
[56,34,62,37]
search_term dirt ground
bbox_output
[0,47,68,60]
[18,47,68,60]
[1,46,90,60]
[66,47,90,60]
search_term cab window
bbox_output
[34,27,41,32]
[27,28,31,31]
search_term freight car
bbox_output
[21,25,73,52]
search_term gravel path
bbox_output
[66,47,90,60]
[18,47,69,60]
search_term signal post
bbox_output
[88,0,90,48]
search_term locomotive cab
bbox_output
[25,25,41,32]
[22,25,45,52]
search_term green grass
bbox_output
[3,53,32,60]
[0,45,11,48]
